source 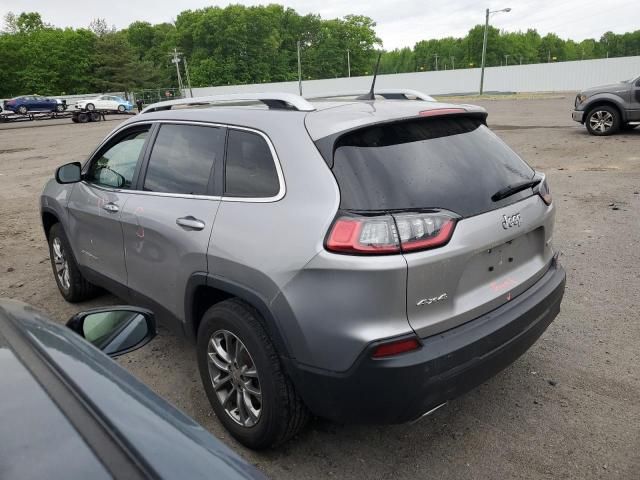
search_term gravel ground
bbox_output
[0,95,638,479]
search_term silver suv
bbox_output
[41,91,566,449]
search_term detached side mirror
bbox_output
[55,162,82,184]
[67,306,156,357]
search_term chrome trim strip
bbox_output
[82,119,286,203]
[141,92,315,113]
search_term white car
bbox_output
[75,95,133,112]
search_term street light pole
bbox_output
[451,56,455,69]
[297,40,302,95]
[433,53,439,71]
[347,49,351,77]
[479,7,511,95]
[183,56,193,98]
[504,54,510,65]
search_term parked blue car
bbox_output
[4,95,65,114]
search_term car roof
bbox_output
[121,99,485,142]
[304,100,486,140]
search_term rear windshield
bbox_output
[331,116,535,217]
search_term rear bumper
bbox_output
[290,258,566,424]
[572,110,585,122]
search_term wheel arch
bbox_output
[584,97,627,122]
[185,273,294,361]
[41,208,60,240]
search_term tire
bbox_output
[77,112,89,123]
[585,105,620,136]
[17,105,27,115]
[197,299,308,449]
[86,103,95,111]
[117,105,125,112]
[55,104,64,113]
[90,112,101,122]
[48,223,100,302]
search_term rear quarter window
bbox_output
[224,129,280,198]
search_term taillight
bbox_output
[326,215,400,254]
[325,211,457,255]
[394,213,456,252]
[372,337,421,358]
[537,177,552,205]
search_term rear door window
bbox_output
[143,123,225,195]
[224,129,280,198]
[331,116,535,217]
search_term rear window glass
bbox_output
[331,116,534,217]
[144,124,224,195]
[225,129,279,198]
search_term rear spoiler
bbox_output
[314,109,488,168]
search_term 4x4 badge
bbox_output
[417,293,448,306]
[502,213,521,229]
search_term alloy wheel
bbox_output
[589,110,614,133]
[52,237,70,291]
[207,330,262,427]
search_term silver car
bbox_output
[41,91,566,449]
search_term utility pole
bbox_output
[170,48,184,94]
[297,40,302,95]
[183,56,193,98]
[480,7,511,95]
[433,53,439,71]
[347,49,351,77]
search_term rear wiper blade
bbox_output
[491,178,542,202]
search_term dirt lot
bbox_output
[1,96,638,479]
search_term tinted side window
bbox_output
[225,129,279,198]
[87,128,149,189]
[143,124,224,195]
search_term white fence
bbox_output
[190,56,640,97]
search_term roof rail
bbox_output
[141,92,316,114]
[307,89,435,102]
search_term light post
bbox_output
[297,40,302,95]
[480,7,511,95]
[451,56,455,69]
[433,53,439,71]
[504,54,510,65]
[347,49,351,77]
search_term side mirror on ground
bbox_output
[66,306,156,357]
[55,162,82,184]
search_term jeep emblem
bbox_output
[502,213,521,229]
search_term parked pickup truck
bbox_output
[572,75,640,135]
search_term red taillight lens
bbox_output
[372,337,421,358]
[419,108,466,117]
[326,212,457,255]
[537,177,552,205]
[326,215,401,254]
[393,213,456,252]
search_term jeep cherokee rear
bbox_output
[41,93,565,449]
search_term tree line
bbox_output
[0,7,638,98]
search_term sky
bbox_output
[1,0,638,49]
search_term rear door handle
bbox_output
[176,216,206,231]
[102,202,119,213]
